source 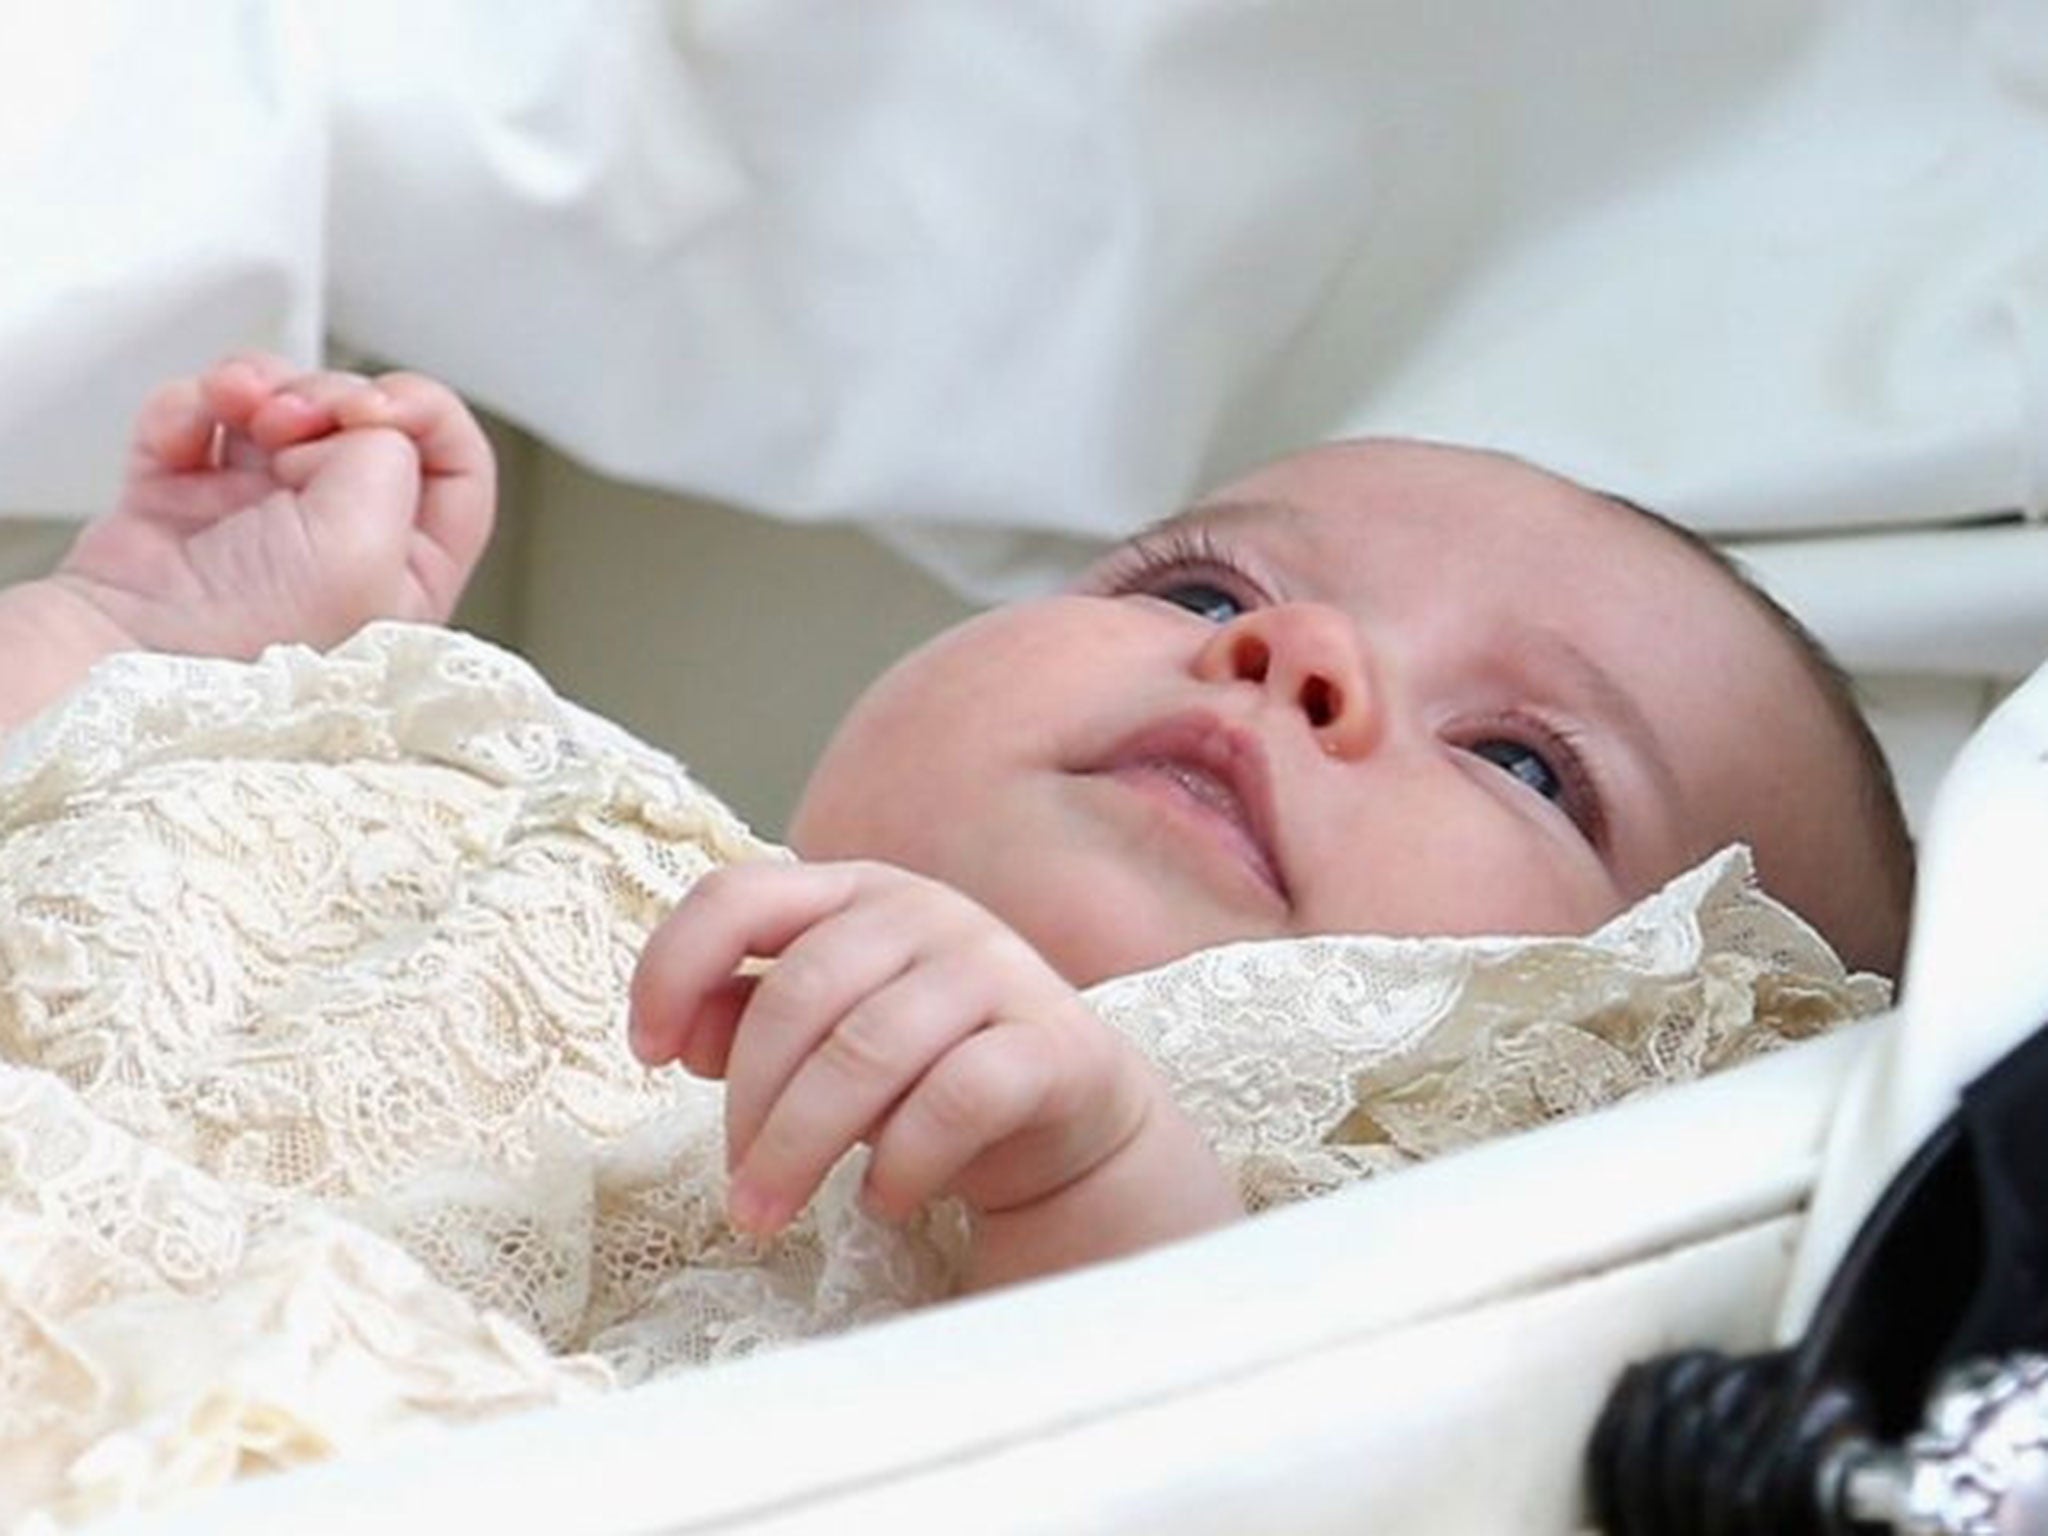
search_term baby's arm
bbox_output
[0,353,495,733]
[629,861,1245,1293]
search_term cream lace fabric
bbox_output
[0,625,1888,1528]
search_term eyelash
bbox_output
[1086,526,1270,613]
[1090,526,1610,849]
[1459,714,1608,849]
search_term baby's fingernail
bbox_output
[338,387,396,424]
[727,1179,777,1237]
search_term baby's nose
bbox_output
[1191,604,1380,758]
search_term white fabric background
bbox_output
[312,0,2048,554]
[5,4,2046,607]
[0,4,322,519]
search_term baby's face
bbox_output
[790,441,1876,985]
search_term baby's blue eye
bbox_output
[1158,581,1246,624]
[1471,739,1563,803]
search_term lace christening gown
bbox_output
[0,625,1887,1525]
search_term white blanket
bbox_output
[4,5,2045,661]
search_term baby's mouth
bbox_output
[1093,717,1291,905]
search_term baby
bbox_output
[0,354,1913,1302]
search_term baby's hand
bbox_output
[55,353,495,660]
[628,861,1241,1289]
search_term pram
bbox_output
[5,5,2047,1531]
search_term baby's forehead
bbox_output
[1153,440,1679,573]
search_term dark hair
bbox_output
[1605,494,1916,978]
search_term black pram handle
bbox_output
[1586,1019,2048,1534]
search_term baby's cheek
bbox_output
[1302,810,1618,943]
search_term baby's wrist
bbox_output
[962,1093,1242,1294]
[0,577,146,733]
[32,574,147,656]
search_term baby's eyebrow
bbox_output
[1164,496,1304,536]
[1521,625,1682,812]
[1099,496,1305,560]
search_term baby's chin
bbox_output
[988,883,1254,989]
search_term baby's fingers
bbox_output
[127,376,219,474]
[861,1027,1063,1223]
[126,354,288,474]
[351,372,491,485]
[359,370,497,586]
[725,961,990,1235]
[716,877,957,1162]
[241,369,392,449]
[628,862,864,1068]
[664,971,755,1080]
